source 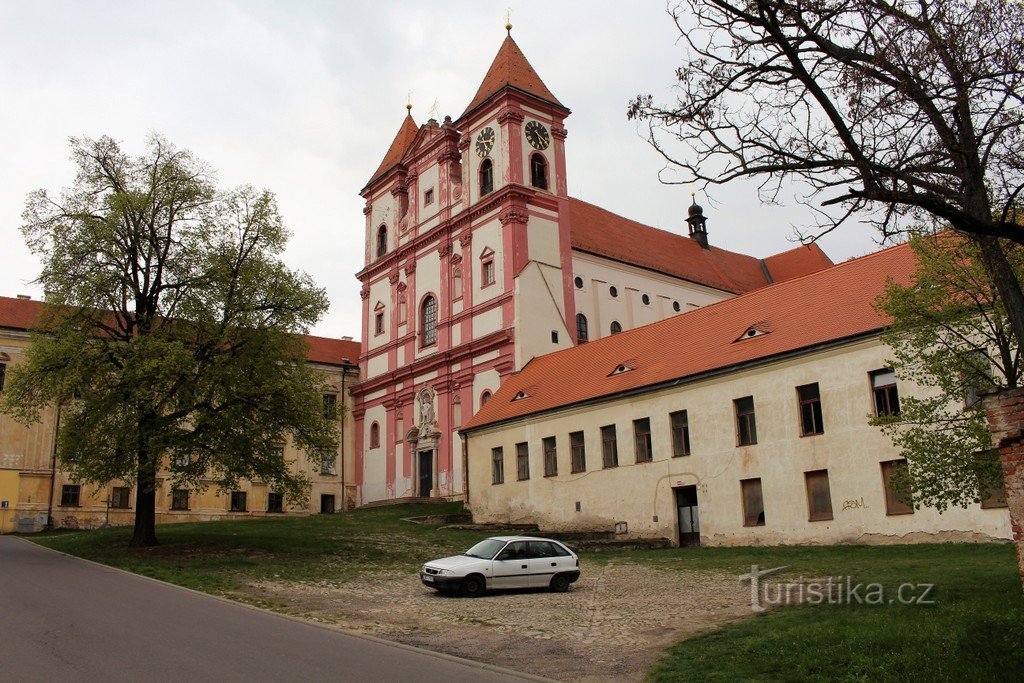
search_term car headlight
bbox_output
[437,569,455,576]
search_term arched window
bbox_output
[452,266,463,300]
[421,296,437,347]
[576,313,589,343]
[480,158,494,195]
[610,321,622,335]
[530,153,548,190]
[481,390,492,406]
[376,225,387,258]
[370,422,381,448]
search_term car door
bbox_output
[526,541,561,588]
[490,541,531,589]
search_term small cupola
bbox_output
[686,201,709,249]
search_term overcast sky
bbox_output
[0,1,884,339]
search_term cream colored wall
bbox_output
[473,219,504,304]
[467,112,505,203]
[367,189,398,259]
[467,337,1012,545]
[571,252,733,340]
[514,261,573,369]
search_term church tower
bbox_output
[351,28,576,505]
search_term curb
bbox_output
[16,536,558,683]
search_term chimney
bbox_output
[686,201,709,249]
[16,294,31,300]
[341,336,353,342]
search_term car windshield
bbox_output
[464,539,507,559]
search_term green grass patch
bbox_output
[645,543,1024,682]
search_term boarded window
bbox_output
[60,484,80,507]
[171,489,189,511]
[670,410,691,457]
[516,442,530,481]
[735,396,757,446]
[543,436,558,477]
[633,418,653,463]
[601,425,618,468]
[492,447,504,485]
[230,491,247,512]
[880,459,914,515]
[570,431,586,473]
[805,470,834,521]
[267,492,284,513]
[871,369,900,416]
[741,478,765,527]
[110,486,130,509]
[797,383,824,435]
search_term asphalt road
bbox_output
[0,536,533,682]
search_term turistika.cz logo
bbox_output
[739,565,936,612]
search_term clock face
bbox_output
[525,120,550,150]
[475,127,495,157]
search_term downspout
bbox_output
[461,431,469,509]
[340,368,347,511]
[45,402,61,531]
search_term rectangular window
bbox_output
[870,369,900,416]
[633,418,653,463]
[570,431,586,473]
[741,478,765,527]
[880,460,914,515]
[171,489,189,511]
[804,469,834,521]
[492,447,504,485]
[267,492,284,513]
[542,436,558,477]
[797,383,825,436]
[60,484,80,507]
[516,442,530,481]
[735,396,757,446]
[171,450,191,469]
[323,393,338,420]
[601,425,618,468]
[230,491,247,512]
[978,450,1009,509]
[375,312,384,335]
[424,188,434,205]
[482,259,495,286]
[110,486,130,509]
[320,450,337,476]
[670,410,691,456]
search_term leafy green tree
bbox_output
[873,232,1020,510]
[0,135,337,546]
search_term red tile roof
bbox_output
[364,112,419,190]
[460,34,564,120]
[568,198,832,293]
[0,296,358,368]
[463,243,915,431]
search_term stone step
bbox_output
[356,496,459,509]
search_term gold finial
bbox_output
[406,90,412,112]
[505,8,513,33]
[690,181,696,200]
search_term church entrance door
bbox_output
[418,450,434,497]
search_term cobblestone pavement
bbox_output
[245,561,754,681]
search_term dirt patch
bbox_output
[243,561,754,681]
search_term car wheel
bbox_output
[460,574,486,598]
[550,573,571,593]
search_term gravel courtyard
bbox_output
[245,560,754,681]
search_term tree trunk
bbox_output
[130,426,159,547]
[972,235,1024,353]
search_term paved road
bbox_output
[0,536,532,682]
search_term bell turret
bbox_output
[686,201,709,249]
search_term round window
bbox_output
[574,276,584,289]
[642,294,651,305]
[673,301,681,312]
[609,286,618,298]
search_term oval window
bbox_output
[574,276,584,289]
[609,286,618,298]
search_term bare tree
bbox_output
[629,0,1024,343]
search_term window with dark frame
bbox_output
[424,188,434,205]
[570,431,586,472]
[880,459,914,515]
[633,418,653,463]
[797,383,825,435]
[741,478,765,526]
[530,153,548,189]
[323,393,338,420]
[110,486,130,509]
[171,488,189,511]
[60,484,80,507]
[421,296,437,346]
[370,422,380,448]
[574,276,584,289]
[481,390,491,406]
[492,447,504,484]
[516,442,530,480]
[320,450,337,475]
[543,436,558,476]
[376,225,387,258]
[230,491,247,512]
[375,312,385,335]
[481,259,495,286]
[734,396,758,445]
[267,492,284,513]
[870,369,900,416]
[804,469,834,521]
[480,158,494,195]
[576,313,589,343]
[601,425,618,468]
[670,410,691,456]
[610,321,622,335]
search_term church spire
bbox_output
[363,107,419,190]
[458,33,565,121]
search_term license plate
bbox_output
[423,575,434,582]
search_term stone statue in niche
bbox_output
[417,387,437,437]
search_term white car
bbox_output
[420,536,581,597]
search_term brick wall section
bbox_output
[982,388,1024,591]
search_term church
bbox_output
[352,30,833,506]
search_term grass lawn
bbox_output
[29,506,1024,681]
